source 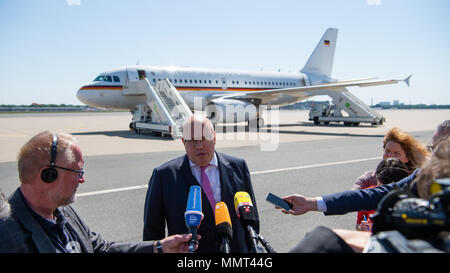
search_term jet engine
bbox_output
[205,98,258,124]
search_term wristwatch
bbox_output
[156,240,163,253]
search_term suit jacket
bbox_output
[0,188,155,253]
[143,152,259,253]
[322,169,420,215]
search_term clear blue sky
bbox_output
[0,0,449,105]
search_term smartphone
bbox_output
[266,193,293,211]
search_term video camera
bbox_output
[367,178,450,252]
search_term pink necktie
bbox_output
[200,166,216,214]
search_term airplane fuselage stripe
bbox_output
[80,85,279,92]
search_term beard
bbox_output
[59,192,77,207]
[52,187,77,207]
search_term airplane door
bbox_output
[123,69,141,95]
[221,77,227,90]
[127,69,139,82]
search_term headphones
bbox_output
[41,133,59,183]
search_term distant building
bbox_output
[379,101,391,107]
[393,100,400,106]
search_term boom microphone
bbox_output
[234,191,260,253]
[185,185,204,253]
[215,202,233,253]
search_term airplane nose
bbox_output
[77,87,92,106]
[76,88,86,104]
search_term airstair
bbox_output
[124,74,192,138]
[309,89,385,126]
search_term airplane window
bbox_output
[95,75,113,82]
[113,76,120,82]
[190,80,193,83]
[216,80,219,84]
[232,81,235,84]
[194,80,197,84]
[94,76,103,81]
[153,79,156,83]
[199,80,202,83]
[236,81,239,84]
[174,79,177,83]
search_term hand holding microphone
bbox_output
[215,202,233,253]
[185,186,204,253]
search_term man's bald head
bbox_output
[182,115,215,141]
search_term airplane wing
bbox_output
[215,75,411,103]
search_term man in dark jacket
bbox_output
[143,116,259,253]
[0,131,196,253]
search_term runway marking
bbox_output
[76,156,380,198]
[76,185,148,197]
[250,156,380,175]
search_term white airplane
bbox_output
[77,28,410,128]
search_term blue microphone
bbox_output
[185,185,204,253]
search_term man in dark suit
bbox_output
[0,131,196,253]
[143,115,259,253]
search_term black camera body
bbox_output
[368,178,450,252]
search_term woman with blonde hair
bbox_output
[413,137,450,200]
[352,127,430,190]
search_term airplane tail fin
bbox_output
[300,28,338,78]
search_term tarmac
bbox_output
[0,109,446,162]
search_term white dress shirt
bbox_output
[189,153,221,203]
[316,197,327,212]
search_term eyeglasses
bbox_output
[53,165,85,179]
[183,137,214,144]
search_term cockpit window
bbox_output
[113,76,120,82]
[93,75,114,82]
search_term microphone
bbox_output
[215,202,233,253]
[185,185,204,253]
[257,233,277,253]
[233,191,260,253]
